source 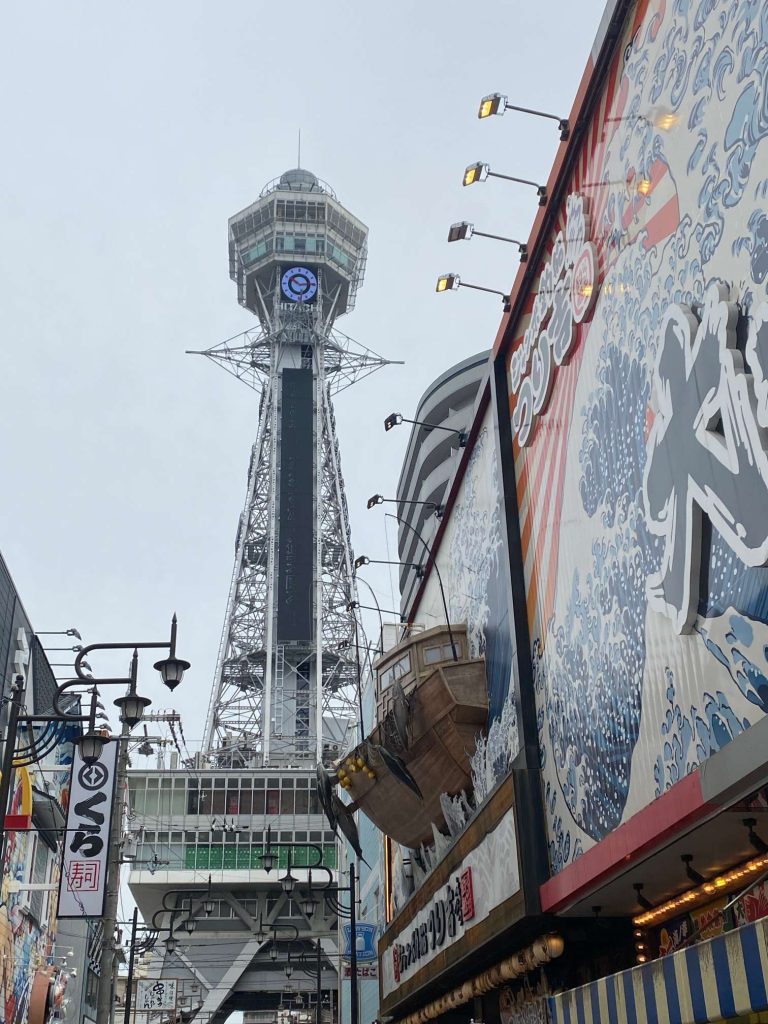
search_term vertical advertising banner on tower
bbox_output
[58,740,118,918]
[277,367,314,643]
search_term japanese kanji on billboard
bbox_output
[136,979,177,1012]
[57,740,118,918]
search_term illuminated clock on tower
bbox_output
[281,265,318,303]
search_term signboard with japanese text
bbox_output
[57,741,118,918]
[343,963,378,980]
[136,979,177,1012]
[342,921,378,964]
[381,808,518,999]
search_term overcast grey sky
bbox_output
[0,1,605,745]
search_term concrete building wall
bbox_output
[396,352,488,615]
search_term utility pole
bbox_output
[316,939,322,1024]
[123,907,139,1024]
[349,862,358,1024]
[96,717,131,1024]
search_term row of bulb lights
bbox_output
[435,92,559,311]
[633,851,768,929]
[436,92,680,309]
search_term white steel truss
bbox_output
[196,295,392,767]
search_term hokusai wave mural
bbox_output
[510,0,768,873]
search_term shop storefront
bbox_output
[379,780,552,1024]
[548,917,768,1024]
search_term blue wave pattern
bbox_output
[443,425,517,756]
[532,0,768,870]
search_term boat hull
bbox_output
[339,659,487,848]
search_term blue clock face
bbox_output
[281,266,318,303]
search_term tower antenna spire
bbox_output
[297,129,301,168]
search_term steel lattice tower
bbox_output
[193,168,390,769]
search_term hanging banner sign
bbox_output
[136,979,177,1012]
[57,741,118,918]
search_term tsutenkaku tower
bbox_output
[195,168,389,768]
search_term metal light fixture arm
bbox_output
[384,513,458,660]
[73,614,189,687]
[350,574,385,651]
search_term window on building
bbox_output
[423,642,461,665]
[294,789,308,814]
[380,652,412,690]
[266,790,279,815]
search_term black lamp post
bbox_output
[0,625,173,866]
[152,615,191,690]
[45,617,192,1024]
[151,875,214,951]
[294,939,328,1024]
[261,823,278,872]
[273,848,360,1024]
[121,908,159,1024]
[302,863,359,1024]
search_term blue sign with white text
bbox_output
[342,922,377,963]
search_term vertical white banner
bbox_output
[57,740,118,918]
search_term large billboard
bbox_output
[277,368,314,644]
[507,0,768,874]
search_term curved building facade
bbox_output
[396,351,489,614]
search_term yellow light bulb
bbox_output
[655,113,679,131]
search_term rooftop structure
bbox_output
[396,352,489,612]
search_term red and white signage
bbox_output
[382,809,519,997]
[58,741,118,918]
[509,192,598,446]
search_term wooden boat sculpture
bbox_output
[328,624,488,849]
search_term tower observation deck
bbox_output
[128,170,390,1024]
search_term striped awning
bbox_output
[547,918,768,1024]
